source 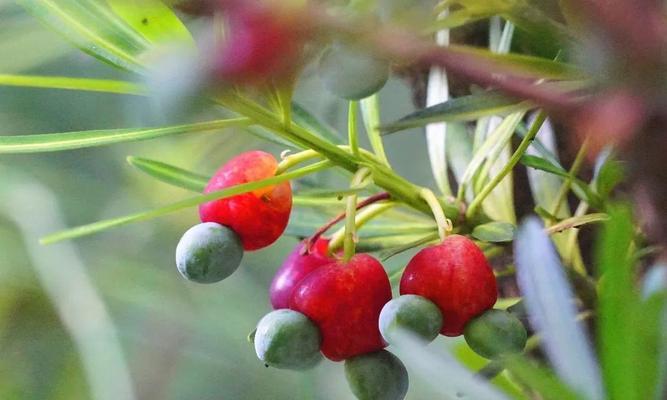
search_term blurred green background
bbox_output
[0,3,474,399]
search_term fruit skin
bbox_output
[199,151,292,251]
[318,42,390,100]
[399,234,497,336]
[254,309,322,370]
[290,253,392,361]
[463,309,527,359]
[344,350,409,400]
[379,294,443,343]
[212,5,304,84]
[269,238,333,309]
[175,222,244,283]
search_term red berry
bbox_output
[399,235,497,337]
[212,5,304,84]
[270,238,333,309]
[199,151,292,251]
[290,254,392,361]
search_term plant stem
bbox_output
[305,192,390,252]
[420,188,451,241]
[466,111,547,219]
[329,201,397,254]
[343,168,371,261]
[550,139,589,216]
[348,101,360,157]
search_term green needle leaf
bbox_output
[127,156,208,192]
[380,91,530,135]
[0,118,251,153]
[17,0,148,72]
[106,0,194,45]
[40,161,333,244]
[0,74,147,95]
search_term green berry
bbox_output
[464,309,527,359]
[175,222,243,283]
[254,309,322,370]
[318,42,389,100]
[345,350,408,400]
[379,295,443,343]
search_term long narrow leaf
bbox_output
[291,102,342,144]
[107,0,193,45]
[0,118,250,153]
[127,156,208,192]
[41,161,333,244]
[360,94,390,166]
[17,0,148,72]
[514,217,604,400]
[0,74,146,95]
[380,91,530,134]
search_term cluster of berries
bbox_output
[176,151,528,400]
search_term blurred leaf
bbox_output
[596,204,649,400]
[514,217,604,400]
[380,91,530,134]
[446,122,474,191]
[380,232,439,261]
[503,356,584,400]
[17,0,148,72]
[295,187,366,198]
[107,0,193,45]
[0,118,250,153]
[472,221,516,242]
[390,331,511,400]
[127,156,207,192]
[40,161,332,244]
[594,159,624,200]
[0,74,146,95]
[291,103,342,144]
[447,44,584,79]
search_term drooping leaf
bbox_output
[0,74,146,95]
[17,0,149,72]
[40,161,333,244]
[0,118,250,153]
[521,154,568,177]
[106,0,193,45]
[380,91,530,134]
[514,217,604,400]
[472,221,516,242]
[127,156,207,192]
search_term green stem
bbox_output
[330,201,397,254]
[550,139,588,217]
[342,168,371,261]
[348,101,360,157]
[420,188,450,241]
[466,111,547,219]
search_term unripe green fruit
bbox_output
[379,295,443,343]
[318,43,389,100]
[464,309,527,359]
[175,222,244,283]
[345,350,408,400]
[254,309,322,370]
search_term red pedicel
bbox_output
[212,4,304,84]
[400,235,497,336]
[290,254,392,361]
[270,238,333,309]
[199,151,292,251]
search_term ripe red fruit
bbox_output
[290,254,392,361]
[270,238,333,309]
[212,4,304,84]
[399,235,497,337]
[199,151,292,251]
